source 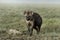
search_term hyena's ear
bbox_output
[29,11,33,15]
[24,11,26,15]
[24,10,28,16]
[31,11,33,15]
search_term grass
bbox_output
[0,4,60,40]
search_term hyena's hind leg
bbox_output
[37,24,42,34]
[33,26,41,34]
[33,26,39,34]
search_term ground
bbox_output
[0,4,60,40]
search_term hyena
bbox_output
[24,10,42,36]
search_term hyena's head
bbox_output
[24,10,34,27]
[24,10,33,21]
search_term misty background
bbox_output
[0,0,60,7]
[0,0,60,4]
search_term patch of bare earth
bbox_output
[0,29,60,40]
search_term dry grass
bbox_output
[0,5,60,40]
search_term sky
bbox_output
[0,0,60,4]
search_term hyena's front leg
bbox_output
[27,22,33,36]
[28,26,33,36]
[27,25,30,34]
[26,20,33,36]
[30,28,33,36]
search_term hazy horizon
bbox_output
[0,0,60,4]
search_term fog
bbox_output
[0,0,60,4]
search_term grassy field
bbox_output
[0,4,60,40]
